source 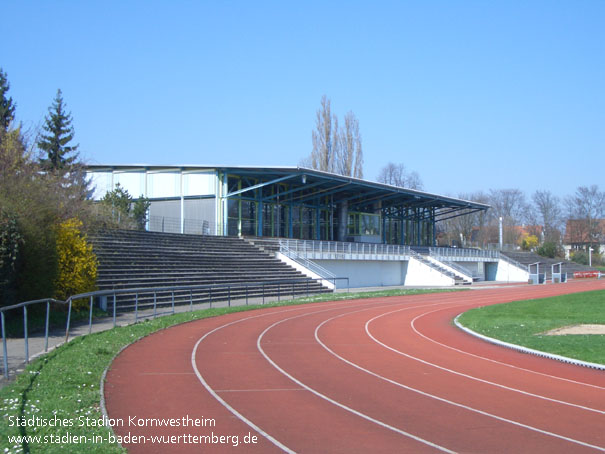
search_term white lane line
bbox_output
[256,304,458,454]
[411,308,605,391]
[364,305,605,414]
[215,388,306,393]
[190,298,408,454]
[337,308,605,451]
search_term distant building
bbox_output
[563,219,605,259]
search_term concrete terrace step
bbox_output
[90,229,333,309]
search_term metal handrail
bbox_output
[429,247,500,260]
[279,238,411,260]
[498,253,527,271]
[279,241,336,280]
[442,261,477,280]
[0,276,349,380]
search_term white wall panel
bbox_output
[148,172,180,198]
[89,172,113,200]
[184,173,215,196]
[114,172,146,198]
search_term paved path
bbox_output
[104,279,605,453]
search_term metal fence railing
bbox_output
[429,247,500,261]
[279,239,411,261]
[0,277,349,380]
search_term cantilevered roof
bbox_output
[86,164,490,221]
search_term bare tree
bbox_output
[310,95,337,173]
[307,96,364,178]
[564,185,605,249]
[529,190,562,242]
[440,191,489,247]
[376,162,423,190]
[486,189,529,247]
[336,111,363,178]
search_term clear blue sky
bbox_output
[2,1,604,199]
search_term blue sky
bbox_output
[2,1,604,199]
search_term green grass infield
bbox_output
[457,289,605,366]
[0,287,462,454]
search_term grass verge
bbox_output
[457,289,605,365]
[0,287,461,454]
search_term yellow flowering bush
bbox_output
[520,234,539,251]
[54,218,98,308]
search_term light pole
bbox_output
[589,247,594,267]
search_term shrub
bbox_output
[536,241,559,259]
[520,234,539,251]
[54,218,98,308]
[570,249,603,267]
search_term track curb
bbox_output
[454,314,605,371]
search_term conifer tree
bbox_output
[0,68,16,132]
[38,89,79,170]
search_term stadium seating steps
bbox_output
[500,251,596,278]
[89,229,332,311]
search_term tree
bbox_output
[564,185,605,251]
[0,68,16,132]
[336,111,363,179]
[377,162,423,190]
[38,89,79,170]
[101,183,150,229]
[529,190,562,243]
[439,191,489,247]
[307,95,364,178]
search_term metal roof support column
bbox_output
[257,194,264,237]
[180,172,184,234]
[432,208,437,246]
[416,208,421,245]
[315,203,321,240]
[288,198,293,238]
[221,172,228,236]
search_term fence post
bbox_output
[262,283,265,304]
[171,291,175,314]
[23,306,29,364]
[65,299,72,343]
[113,294,117,328]
[278,283,281,302]
[1,312,7,379]
[209,287,212,309]
[228,286,231,307]
[190,290,193,312]
[245,285,249,305]
[45,301,51,351]
[153,292,157,318]
[135,293,139,322]
[88,296,93,335]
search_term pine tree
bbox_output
[0,68,16,132]
[38,89,79,170]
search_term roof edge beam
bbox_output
[224,173,301,198]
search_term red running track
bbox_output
[104,280,605,453]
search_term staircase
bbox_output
[89,230,332,311]
[410,249,472,286]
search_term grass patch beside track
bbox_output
[457,289,605,365]
[0,287,462,454]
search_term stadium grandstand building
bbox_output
[86,165,541,287]
[87,165,487,243]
